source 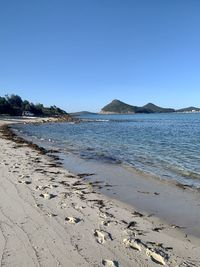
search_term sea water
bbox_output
[14,113,200,188]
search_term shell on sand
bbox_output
[73,205,84,211]
[94,230,106,244]
[94,229,112,244]
[65,217,80,224]
[20,175,30,179]
[123,238,141,251]
[35,203,43,208]
[60,192,71,198]
[35,185,43,190]
[101,220,110,226]
[18,180,31,185]
[74,190,84,195]
[102,259,118,267]
[47,212,57,217]
[36,184,54,191]
[40,193,57,199]
[60,202,67,209]
[40,193,51,199]
[43,184,55,189]
[146,249,166,265]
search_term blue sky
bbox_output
[0,0,200,112]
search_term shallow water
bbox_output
[14,113,200,188]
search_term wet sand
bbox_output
[0,118,200,267]
[61,153,200,238]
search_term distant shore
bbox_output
[0,117,200,267]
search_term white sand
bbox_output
[0,119,199,267]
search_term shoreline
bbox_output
[57,151,200,238]
[0,118,200,266]
[11,120,200,237]
[12,119,200,191]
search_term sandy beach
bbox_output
[0,118,200,267]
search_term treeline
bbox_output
[0,94,67,116]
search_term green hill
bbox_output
[176,107,200,112]
[100,100,175,114]
[141,103,175,113]
[70,111,97,116]
[100,99,138,114]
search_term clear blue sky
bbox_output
[0,0,200,112]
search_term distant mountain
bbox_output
[141,103,175,113]
[176,107,200,112]
[70,111,97,116]
[100,100,175,114]
[100,99,138,114]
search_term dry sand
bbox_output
[0,118,199,267]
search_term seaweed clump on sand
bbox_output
[0,124,48,155]
[0,124,64,168]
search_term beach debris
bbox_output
[72,181,85,187]
[36,184,58,190]
[77,173,95,178]
[147,241,163,248]
[102,259,119,267]
[35,185,44,190]
[47,162,62,168]
[147,241,173,251]
[152,227,165,232]
[59,201,67,209]
[102,211,115,219]
[171,224,186,229]
[121,220,128,225]
[74,190,84,196]
[65,217,81,224]
[94,230,112,244]
[59,180,70,186]
[127,221,137,229]
[176,183,191,190]
[101,220,110,226]
[50,184,59,188]
[72,203,85,211]
[48,170,61,175]
[123,238,141,251]
[88,180,104,189]
[146,249,166,265]
[88,199,105,208]
[66,174,76,178]
[35,203,43,208]
[47,212,57,217]
[40,193,57,199]
[18,180,31,185]
[148,213,155,217]
[60,192,71,198]
[132,211,144,217]
[12,164,19,169]
[104,183,113,188]
[35,168,46,173]
[19,174,30,179]
[137,190,150,194]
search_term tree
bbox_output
[22,100,31,111]
[0,97,10,114]
[0,94,67,116]
[6,94,23,108]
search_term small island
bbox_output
[100,99,200,114]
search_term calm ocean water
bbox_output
[14,113,200,188]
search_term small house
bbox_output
[22,111,34,117]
